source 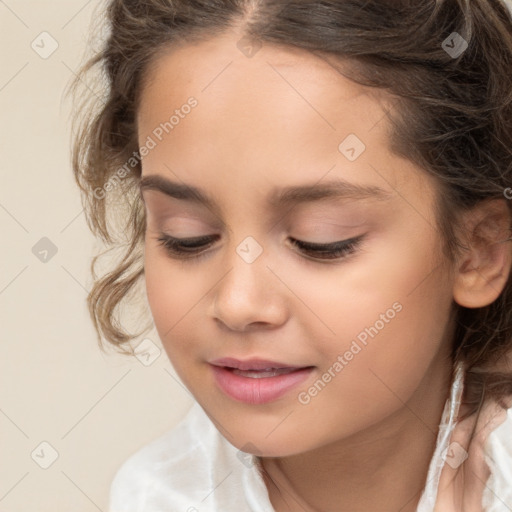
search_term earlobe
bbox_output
[452,199,512,309]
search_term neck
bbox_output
[260,355,453,512]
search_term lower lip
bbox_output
[210,365,314,404]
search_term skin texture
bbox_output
[136,28,512,512]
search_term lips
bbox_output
[209,357,314,404]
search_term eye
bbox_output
[155,233,365,262]
[156,234,218,261]
[287,235,365,261]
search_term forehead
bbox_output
[137,30,391,134]
[135,30,413,204]
[140,31,368,98]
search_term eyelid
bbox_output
[287,235,362,250]
[161,234,218,246]
[156,234,358,248]
[155,232,366,263]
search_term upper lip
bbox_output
[209,357,309,371]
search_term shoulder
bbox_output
[108,401,218,512]
[108,401,275,512]
[483,406,512,511]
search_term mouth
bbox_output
[209,357,315,404]
[228,367,301,378]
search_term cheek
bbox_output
[144,249,176,328]
[143,248,200,355]
[278,251,453,452]
[301,231,453,411]
[143,243,222,385]
[290,229,451,351]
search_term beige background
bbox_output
[0,1,193,510]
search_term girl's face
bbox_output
[137,30,456,456]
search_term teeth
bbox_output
[231,367,297,378]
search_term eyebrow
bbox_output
[139,174,393,211]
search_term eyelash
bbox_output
[155,233,365,262]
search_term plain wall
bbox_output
[0,1,193,510]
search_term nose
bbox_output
[208,244,288,332]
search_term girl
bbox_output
[70,0,512,510]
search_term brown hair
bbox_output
[69,0,512,415]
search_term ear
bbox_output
[453,199,512,309]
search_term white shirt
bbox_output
[109,365,512,511]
